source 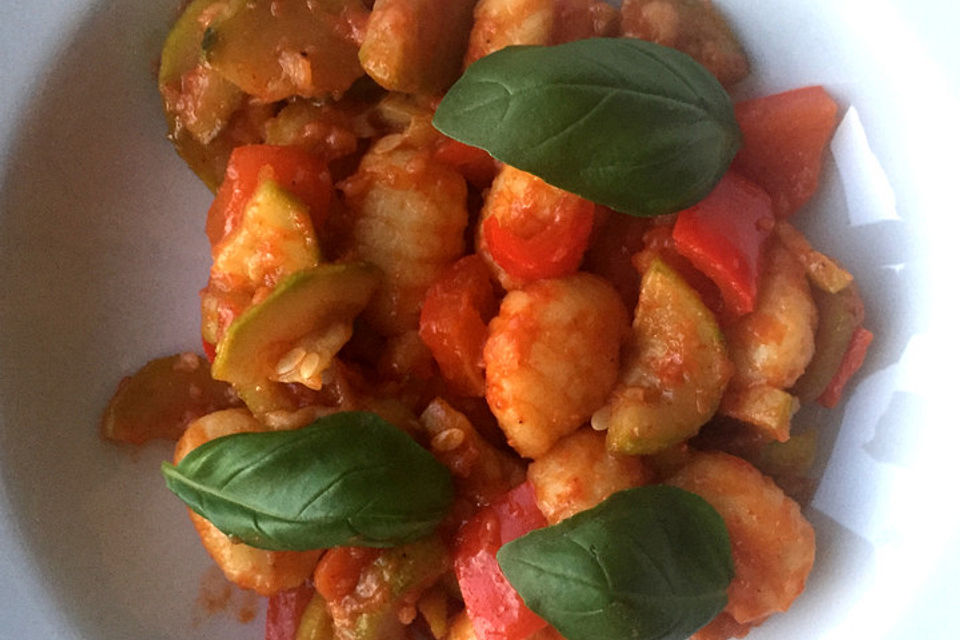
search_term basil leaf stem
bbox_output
[161,411,454,551]
[433,38,740,217]
[497,486,733,640]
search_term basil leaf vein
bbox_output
[497,486,733,640]
[433,38,740,217]
[161,411,454,551]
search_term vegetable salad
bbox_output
[102,1,874,639]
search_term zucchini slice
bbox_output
[594,259,732,454]
[212,263,380,414]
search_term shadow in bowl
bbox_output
[0,1,262,638]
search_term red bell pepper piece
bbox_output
[419,255,498,397]
[818,326,873,408]
[483,193,594,282]
[672,172,775,316]
[433,136,499,188]
[206,144,333,246]
[454,482,549,640]
[265,582,316,640]
[732,86,839,218]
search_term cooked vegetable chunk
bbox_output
[263,99,362,164]
[732,86,839,217]
[418,256,497,397]
[101,352,237,444]
[817,326,872,408]
[719,384,798,443]
[157,0,249,187]
[476,165,595,290]
[322,537,450,640]
[792,283,867,403]
[453,482,549,640]
[593,259,732,455]
[158,0,228,95]
[420,398,525,508]
[485,274,628,458]
[211,263,380,414]
[202,169,329,348]
[293,592,334,640]
[775,221,854,294]
[211,179,320,288]
[727,243,818,390]
[266,583,317,640]
[205,144,332,248]
[360,0,477,95]
[672,171,775,317]
[203,0,369,102]
[161,62,242,146]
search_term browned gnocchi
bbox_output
[484,273,629,458]
[667,451,816,625]
[620,0,749,86]
[173,410,322,596]
[527,428,652,523]
[342,137,469,336]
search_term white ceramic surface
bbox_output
[1,1,959,638]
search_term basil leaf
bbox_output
[497,486,733,640]
[433,38,740,217]
[161,411,453,551]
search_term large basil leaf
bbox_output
[497,486,733,640]
[433,38,740,217]
[161,411,453,551]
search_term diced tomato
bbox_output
[419,256,497,397]
[206,145,333,246]
[433,136,499,188]
[732,86,839,218]
[313,546,383,603]
[818,326,873,408]
[483,192,595,282]
[672,172,774,316]
[454,482,549,640]
[265,582,316,640]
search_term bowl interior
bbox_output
[1,1,958,638]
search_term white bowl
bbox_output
[1,1,958,638]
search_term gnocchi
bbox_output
[173,410,322,596]
[342,137,469,336]
[484,274,629,458]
